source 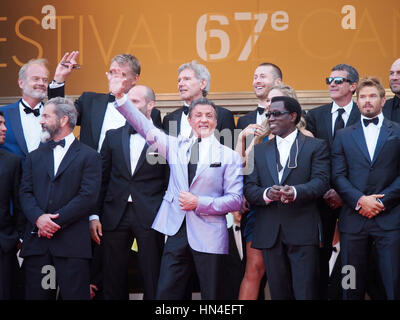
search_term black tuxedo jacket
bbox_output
[332,119,400,233]
[48,87,162,150]
[0,149,24,252]
[162,105,235,148]
[19,139,102,259]
[236,109,259,130]
[98,123,169,230]
[306,102,360,148]
[244,133,330,248]
[382,96,400,122]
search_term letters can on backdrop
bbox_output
[0,0,399,96]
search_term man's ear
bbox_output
[146,101,155,118]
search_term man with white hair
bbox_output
[162,60,235,148]
[0,58,67,159]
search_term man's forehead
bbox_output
[391,59,400,70]
[270,100,285,110]
[26,63,49,76]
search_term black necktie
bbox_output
[333,108,345,137]
[21,100,41,117]
[363,117,379,127]
[257,106,265,115]
[108,94,116,103]
[183,106,189,115]
[188,138,201,186]
[48,139,65,149]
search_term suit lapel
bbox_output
[265,139,280,185]
[347,103,360,126]
[280,132,306,185]
[53,139,79,180]
[44,145,55,179]
[91,95,109,148]
[324,104,334,144]
[121,124,132,174]
[351,123,371,163]
[371,120,392,165]
[9,103,28,155]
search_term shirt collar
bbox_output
[20,99,42,110]
[276,128,298,146]
[63,131,76,149]
[331,100,353,114]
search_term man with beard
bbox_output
[383,58,400,122]
[332,77,400,299]
[19,97,101,299]
[0,56,75,160]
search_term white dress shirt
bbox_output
[329,242,340,276]
[263,129,298,203]
[256,103,266,125]
[97,102,127,152]
[19,100,42,153]
[127,123,151,202]
[233,223,244,260]
[53,132,75,175]
[180,103,192,139]
[331,100,353,136]
[361,112,383,161]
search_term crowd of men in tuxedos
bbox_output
[0,51,400,300]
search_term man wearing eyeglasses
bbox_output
[383,58,400,122]
[305,64,360,299]
[244,96,330,299]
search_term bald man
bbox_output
[383,58,400,122]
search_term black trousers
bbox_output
[23,251,90,300]
[341,219,400,300]
[262,228,319,300]
[0,247,19,299]
[156,221,223,300]
[102,203,164,300]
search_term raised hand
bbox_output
[54,51,80,83]
[107,68,129,99]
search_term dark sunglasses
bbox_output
[326,77,352,85]
[265,111,291,118]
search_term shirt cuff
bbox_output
[263,188,274,205]
[89,215,99,221]
[115,94,127,107]
[292,186,297,201]
[49,80,65,88]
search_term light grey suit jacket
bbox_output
[116,97,243,254]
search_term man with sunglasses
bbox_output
[244,96,330,299]
[305,64,360,299]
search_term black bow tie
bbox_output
[234,225,241,231]
[21,100,41,117]
[363,117,379,127]
[108,94,116,103]
[257,107,265,115]
[183,106,189,115]
[48,139,65,149]
[332,247,338,253]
